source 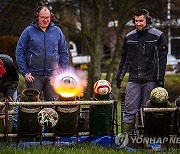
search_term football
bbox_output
[150,87,169,103]
[93,80,112,95]
[37,108,59,128]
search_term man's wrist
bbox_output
[157,80,164,87]
[25,72,30,77]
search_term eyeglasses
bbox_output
[39,16,51,20]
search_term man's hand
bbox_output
[4,96,12,102]
[25,73,35,83]
[157,80,164,88]
[0,106,6,119]
[116,79,122,89]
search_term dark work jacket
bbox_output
[0,55,19,98]
[116,26,168,83]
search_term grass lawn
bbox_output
[1,142,179,154]
[0,143,129,154]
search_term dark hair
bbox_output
[134,8,150,17]
[133,9,152,24]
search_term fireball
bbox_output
[50,67,87,98]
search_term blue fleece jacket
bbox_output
[16,21,69,76]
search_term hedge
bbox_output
[165,74,180,102]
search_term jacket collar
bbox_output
[136,25,152,35]
[31,21,55,31]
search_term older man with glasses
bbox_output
[16,6,69,101]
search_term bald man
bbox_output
[16,6,69,101]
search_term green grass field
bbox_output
[0,143,129,154]
[1,142,179,154]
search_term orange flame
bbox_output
[50,67,87,98]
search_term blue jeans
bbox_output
[12,90,18,128]
[123,82,156,123]
[25,75,58,101]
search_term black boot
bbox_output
[120,123,135,147]
[122,122,134,134]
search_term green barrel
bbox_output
[54,105,79,136]
[18,88,42,137]
[54,96,79,137]
[90,93,113,136]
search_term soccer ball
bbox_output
[93,80,112,95]
[150,87,169,103]
[37,108,59,128]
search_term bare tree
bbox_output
[0,0,179,99]
[78,0,106,97]
[0,0,43,35]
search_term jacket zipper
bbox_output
[155,46,160,80]
[43,32,46,75]
[138,44,142,81]
[143,43,145,55]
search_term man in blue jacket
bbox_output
[16,6,69,101]
[116,9,168,134]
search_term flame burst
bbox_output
[50,67,87,98]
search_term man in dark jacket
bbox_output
[0,54,19,133]
[16,6,69,101]
[0,54,19,102]
[116,9,168,134]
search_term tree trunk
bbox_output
[80,0,104,98]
